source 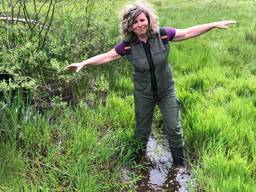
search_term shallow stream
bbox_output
[121,136,195,191]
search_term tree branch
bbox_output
[0,16,47,28]
[40,0,55,48]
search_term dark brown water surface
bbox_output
[121,136,194,192]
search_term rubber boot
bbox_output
[171,147,185,166]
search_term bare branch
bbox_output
[16,2,21,23]
[33,0,37,19]
[38,0,48,16]
[40,0,55,48]
[21,1,34,34]
[84,0,95,38]
[38,0,53,38]
[0,16,47,28]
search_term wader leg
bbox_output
[134,96,156,146]
[158,92,185,165]
[158,92,184,148]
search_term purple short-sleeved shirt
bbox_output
[115,27,176,56]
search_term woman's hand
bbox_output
[64,49,121,72]
[215,20,237,29]
[64,62,84,72]
[173,20,237,42]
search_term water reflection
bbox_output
[121,136,194,191]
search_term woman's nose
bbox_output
[137,22,142,27]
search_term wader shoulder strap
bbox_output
[160,28,169,44]
[123,40,131,55]
[123,29,168,54]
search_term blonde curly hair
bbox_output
[119,1,159,41]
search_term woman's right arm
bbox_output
[65,49,122,72]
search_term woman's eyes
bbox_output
[133,19,145,24]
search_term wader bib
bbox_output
[124,28,184,149]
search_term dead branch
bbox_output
[0,16,47,29]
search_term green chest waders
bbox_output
[124,29,184,165]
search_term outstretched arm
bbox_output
[64,49,121,72]
[172,20,236,42]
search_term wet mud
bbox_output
[121,136,194,192]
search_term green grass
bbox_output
[158,0,256,191]
[0,92,135,191]
[1,0,256,191]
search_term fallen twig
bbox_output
[0,16,48,29]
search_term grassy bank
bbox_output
[1,0,256,191]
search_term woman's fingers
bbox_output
[216,20,236,29]
[64,65,76,71]
[64,63,85,72]
[224,20,237,26]
[76,66,82,72]
[64,63,79,72]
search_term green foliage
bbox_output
[0,143,25,189]
[0,0,120,106]
[195,149,255,192]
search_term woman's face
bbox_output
[131,12,149,36]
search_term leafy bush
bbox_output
[0,0,120,107]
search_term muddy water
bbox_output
[121,136,194,192]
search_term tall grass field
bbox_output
[0,0,255,191]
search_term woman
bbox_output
[65,2,236,166]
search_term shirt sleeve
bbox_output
[164,27,176,41]
[114,41,126,56]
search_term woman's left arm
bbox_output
[172,20,236,42]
